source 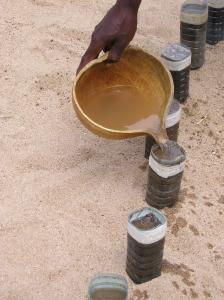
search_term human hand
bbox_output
[77,0,141,74]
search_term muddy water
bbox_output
[154,141,185,161]
[82,85,168,144]
[91,289,127,300]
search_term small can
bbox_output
[126,207,167,284]
[146,141,186,209]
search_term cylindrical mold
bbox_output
[88,274,128,300]
[126,207,167,284]
[180,0,208,69]
[146,141,186,209]
[206,0,224,44]
[145,99,182,159]
[161,44,191,103]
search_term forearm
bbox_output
[116,0,142,10]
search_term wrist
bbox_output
[116,0,142,10]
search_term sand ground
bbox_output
[0,0,223,299]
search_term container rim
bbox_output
[128,207,167,231]
[128,207,167,245]
[151,142,186,166]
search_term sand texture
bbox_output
[0,0,223,299]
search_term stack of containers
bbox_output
[180,0,208,69]
[161,44,191,104]
[145,99,182,159]
[207,0,224,44]
[126,208,167,284]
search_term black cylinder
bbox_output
[161,44,191,104]
[126,208,167,284]
[146,141,186,209]
[206,1,224,44]
[180,2,208,69]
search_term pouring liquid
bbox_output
[82,85,168,145]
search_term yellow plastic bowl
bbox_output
[73,47,173,139]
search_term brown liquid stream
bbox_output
[82,85,168,144]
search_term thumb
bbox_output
[77,37,104,75]
[107,39,127,63]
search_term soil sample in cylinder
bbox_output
[146,141,186,209]
[207,0,224,44]
[180,0,208,69]
[126,207,167,284]
[161,44,191,104]
[88,274,128,300]
[145,99,182,159]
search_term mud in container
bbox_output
[161,44,191,104]
[206,0,224,44]
[126,207,167,284]
[180,0,208,69]
[145,100,182,159]
[88,274,128,300]
[146,141,186,209]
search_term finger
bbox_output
[107,38,127,63]
[76,36,104,75]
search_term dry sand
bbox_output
[0,0,223,299]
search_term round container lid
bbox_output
[208,0,224,9]
[162,44,191,62]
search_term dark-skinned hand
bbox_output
[77,0,142,74]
